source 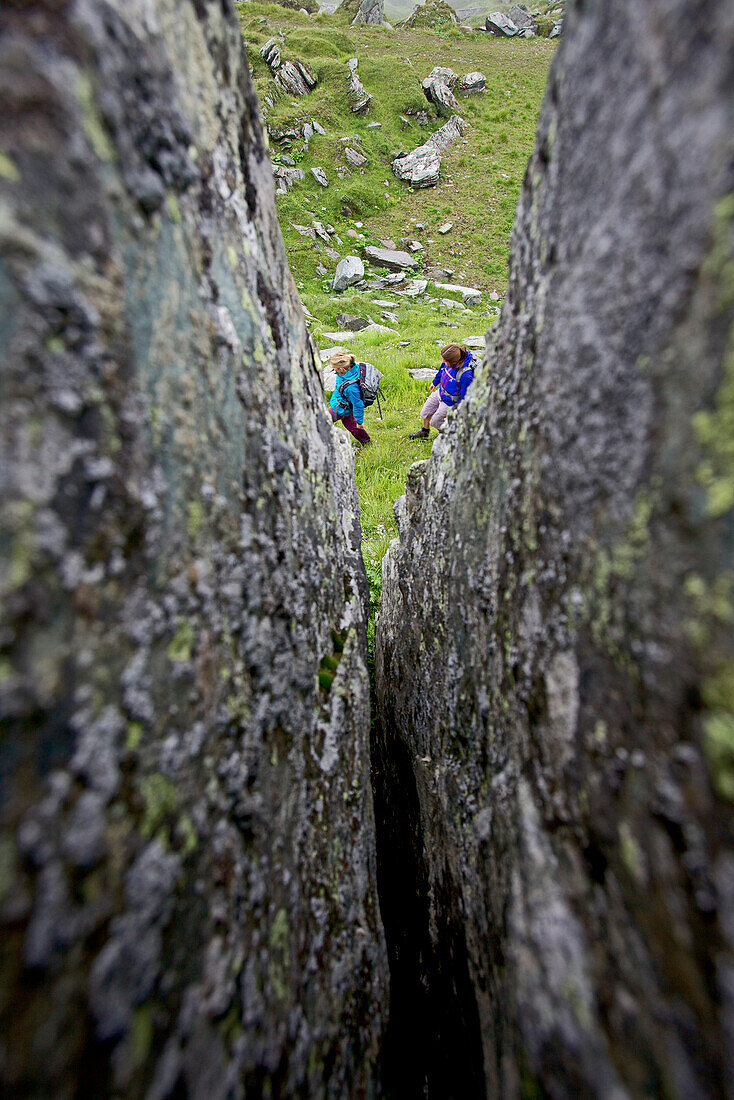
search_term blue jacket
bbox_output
[432,352,474,407]
[330,364,365,423]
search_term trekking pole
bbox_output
[376,386,384,420]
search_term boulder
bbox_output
[425,113,468,154]
[310,166,329,186]
[408,368,436,381]
[421,78,460,117]
[508,3,534,30]
[392,146,442,188]
[363,246,419,272]
[550,20,562,36]
[485,11,519,35]
[0,0,388,1094]
[426,66,459,89]
[457,71,486,94]
[336,314,370,331]
[376,0,734,1096]
[332,255,365,291]
[350,0,385,23]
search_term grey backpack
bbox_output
[357,361,385,417]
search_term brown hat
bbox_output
[441,343,466,365]
[329,350,355,374]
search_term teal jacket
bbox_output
[330,364,365,423]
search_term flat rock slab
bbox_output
[397,278,428,297]
[318,345,350,361]
[345,147,369,168]
[408,368,436,381]
[372,299,399,308]
[364,246,418,272]
[463,336,485,349]
[321,331,356,342]
[434,281,481,305]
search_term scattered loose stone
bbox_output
[273,165,306,194]
[312,221,331,242]
[345,147,369,168]
[408,241,423,252]
[292,223,316,239]
[310,167,329,187]
[312,119,326,134]
[347,64,373,115]
[363,246,418,272]
[438,222,453,234]
[332,255,364,291]
[398,340,410,347]
[463,336,485,349]
[366,121,382,129]
[381,311,399,325]
[408,368,436,380]
[372,299,398,308]
[489,290,500,301]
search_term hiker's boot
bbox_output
[408,427,430,439]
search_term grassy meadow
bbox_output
[236,2,556,634]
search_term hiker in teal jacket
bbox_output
[328,350,370,445]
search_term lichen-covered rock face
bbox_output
[376,0,734,1095]
[0,0,387,1095]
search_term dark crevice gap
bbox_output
[370,690,486,1098]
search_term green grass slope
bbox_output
[237,1,555,634]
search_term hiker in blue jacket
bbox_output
[408,343,474,439]
[328,350,371,445]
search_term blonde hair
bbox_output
[329,350,356,374]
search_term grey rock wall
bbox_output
[376,0,734,1096]
[0,1,387,1095]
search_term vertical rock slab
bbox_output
[376,0,734,1096]
[0,0,387,1095]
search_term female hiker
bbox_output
[328,350,371,446]
[408,343,474,439]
